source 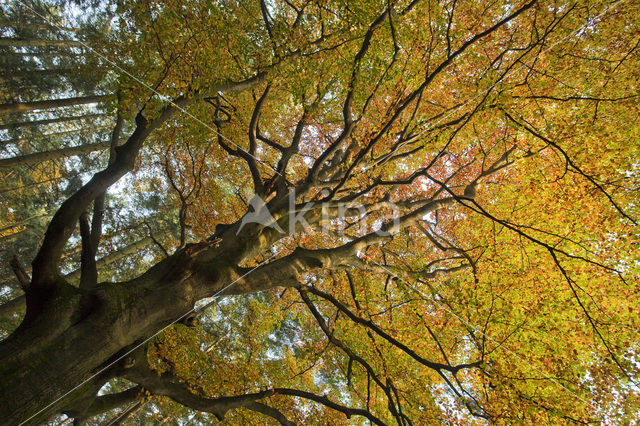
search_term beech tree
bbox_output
[1,0,639,424]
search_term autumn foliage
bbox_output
[1,0,639,424]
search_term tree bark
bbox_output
[0,126,111,146]
[0,140,111,169]
[0,68,76,80]
[0,21,79,33]
[0,245,228,424]
[0,112,104,130]
[0,94,112,115]
[0,37,85,48]
[0,72,269,424]
[0,237,155,319]
[62,386,142,419]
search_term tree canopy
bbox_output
[0,0,639,424]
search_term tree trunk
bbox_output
[1,51,85,59]
[0,245,229,424]
[0,68,75,80]
[0,237,155,318]
[0,73,267,424]
[0,112,104,130]
[0,20,79,33]
[0,126,111,146]
[0,95,112,115]
[0,305,133,424]
[0,140,111,169]
[0,37,85,48]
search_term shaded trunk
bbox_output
[0,94,112,115]
[0,37,85,48]
[1,51,85,59]
[0,68,75,80]
[0,112,104,130]
[0,21,79,33]
[0,245,231,424]
[0,126,111,146]
[0,140,111,169]
[0,237,155,318]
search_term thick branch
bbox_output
[244,401,296,426]
[64,386,142,419]
[31,74,265,292]
[30,100,186,289]
[91,112,124,254]
[124,347,383,424]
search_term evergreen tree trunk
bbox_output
[0,112,104,130]
[0,37,84,48]
[0,127,110,146]
[0,95,112,115]
[0,140,111,169]
[0,68,75,79]
[63,237,154,282]
[0,20,79,32]
[1,51,85,59]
